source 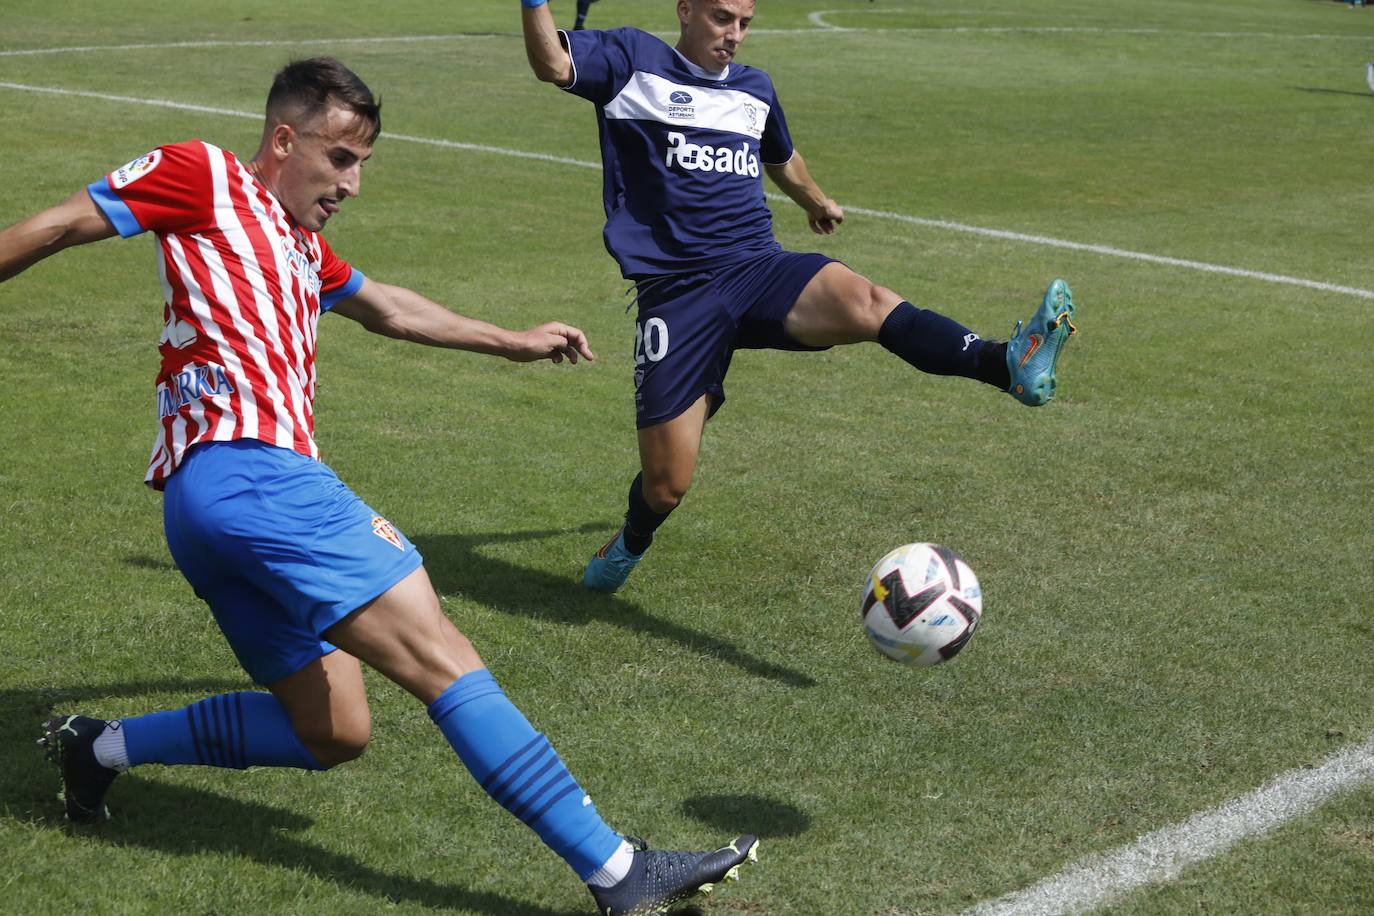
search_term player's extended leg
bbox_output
[784,263,1075,405]
[40,650,371,823]
[325,564,758,913]
[583,394,710,593]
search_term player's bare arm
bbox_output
[0,189,116,284]
[332,276,595,364]
[521,0,574,86]
[765,152,844,236]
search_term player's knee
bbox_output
[848,280,899,335]
[296,715,372,768]
[642,475,689,513]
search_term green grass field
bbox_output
[3,1,1373,912]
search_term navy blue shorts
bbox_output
[631,249,837,428]
[163,440,423,685]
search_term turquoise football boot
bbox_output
[583,526,645,592]
[1006,278,1077,406]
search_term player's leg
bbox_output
[584,394,710,592]
[39,648,366,823]
[784,262,1075,406]
[574,0,598,30]
[325,564,758,912]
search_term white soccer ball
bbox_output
[860,543,983,667]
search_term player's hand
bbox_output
[509,321,596,364]
[807,199,844,235]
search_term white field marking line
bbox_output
[4,79,1372,302]
[965,737,1374,916]
[1,25,1367,58]
[757,25,1370,40]
[0,34,492,58]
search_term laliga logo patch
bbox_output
[371,516,405,550]
[667,89,695,121]
[112,149,162,189]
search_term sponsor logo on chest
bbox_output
[280,233,323,298]
[664,131,760,176]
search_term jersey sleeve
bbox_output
[559,27,639,106]
[86,141,213,238]
[316,234,365,312]
[760,87,795,165]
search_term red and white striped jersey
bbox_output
[87,140,364,488]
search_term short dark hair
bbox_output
[266,57,382,145]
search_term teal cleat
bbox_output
[583,526,645,592]
[1006,278,1077,406]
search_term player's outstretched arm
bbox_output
[765,152,845,236]
[521,0,574,85]
[332,277,595,364]
[0,190,117,284]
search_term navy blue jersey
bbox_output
[561,27,795,278]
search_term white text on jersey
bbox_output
[664,132,760,176]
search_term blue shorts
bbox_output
[163,440,423,686]
[631,249,837,428]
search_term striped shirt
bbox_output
[87,140,364,488]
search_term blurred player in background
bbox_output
[518,0,1078,594]
[1,55,756,916]
[575,0,600,29]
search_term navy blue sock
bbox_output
[623,472,671,555]
[879,301,1009,389]
[428,669,622,880]
[122,692,326,770]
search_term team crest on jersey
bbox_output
[371,516,405,550]
[112,150,162,189]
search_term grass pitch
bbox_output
[2,1,1373,913]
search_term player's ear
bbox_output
[270,122,295,161]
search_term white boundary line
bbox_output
[965,737,1374,915]
[0,23,1367,58]
[2,79,1371,302]
[0,35,493,58]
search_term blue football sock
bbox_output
[879,301,1008,389]
[122,691,326,770]
[428,669,623,880]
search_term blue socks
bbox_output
[428,669,623,880]
[879,301,1009,389]
[122,691,325,771]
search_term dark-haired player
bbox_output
[518,0,1078,593]
[2,56,755,916]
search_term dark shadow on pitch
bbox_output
[414,524,816,689]
[1,680,583,915]
[1295,86,1374,99]
[122,553,178,571]
[682,793,812,839]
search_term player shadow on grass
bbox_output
[1295,87,1374,99]
[683,792,812,839]
[2,680,587,915]
[415,524,816,689]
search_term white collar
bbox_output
[673,46,729,81]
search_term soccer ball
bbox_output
[860,543,983,667]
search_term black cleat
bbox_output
[588,835,759,916]
[38,715,119,823]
